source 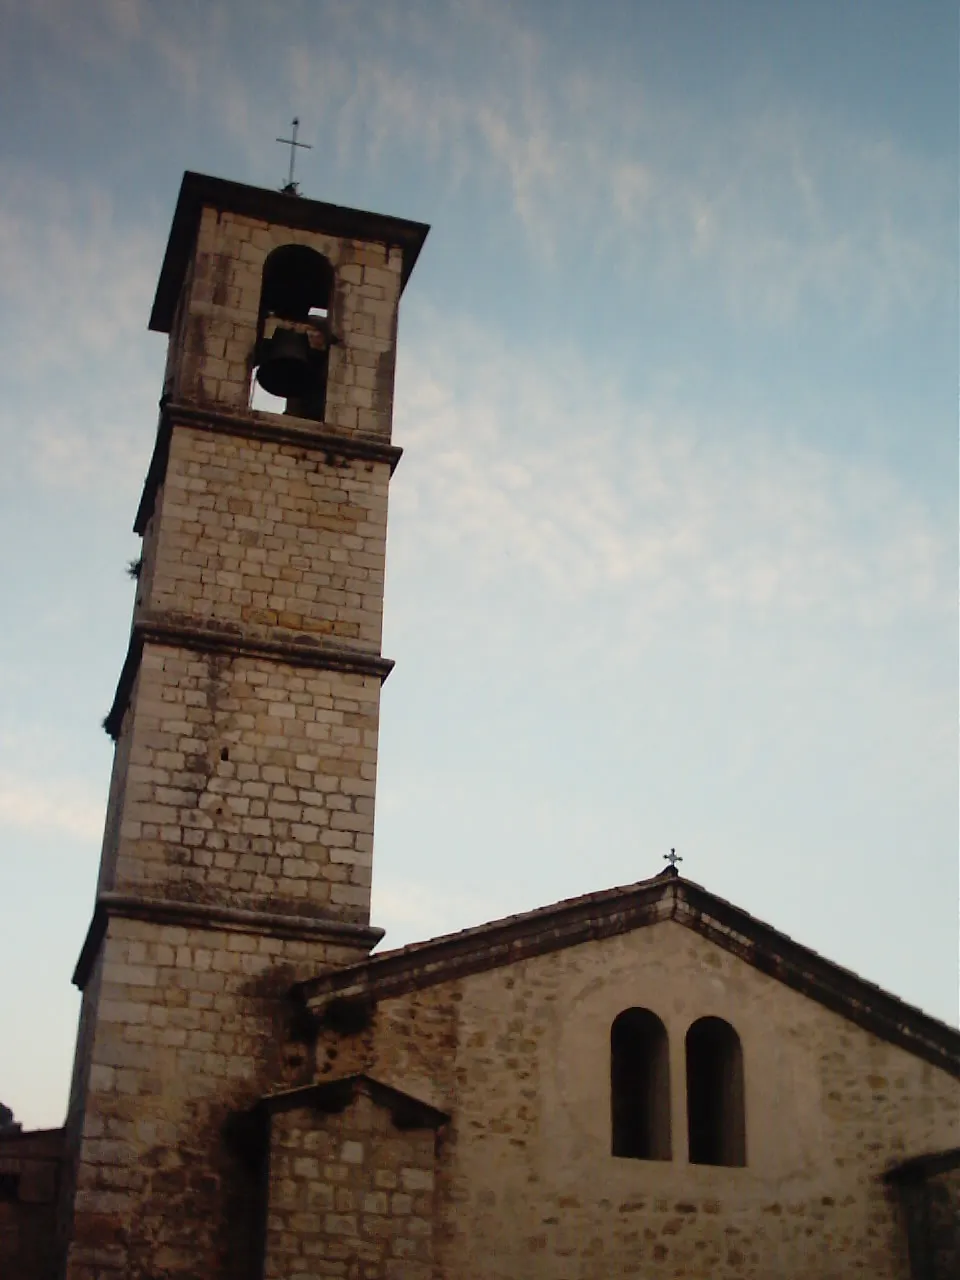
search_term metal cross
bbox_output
[276,117,312,194]
[663,848,683,869]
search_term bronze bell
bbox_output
[256,327,313,399]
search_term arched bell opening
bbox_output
[611,1007,672,1160]
[253,244,334,421]
[685,1016,746,1167]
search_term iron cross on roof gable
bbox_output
[276,117,312,195]
[664,848,683,869]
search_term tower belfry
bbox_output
[59,172,428,1278]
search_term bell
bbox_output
[256,327,313,399]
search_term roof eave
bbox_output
[148,170,430,333]
[296,874,960,1080]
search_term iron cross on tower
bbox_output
[276,117,312,194]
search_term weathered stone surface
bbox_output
[263,1088,440,1280]
[139,428,391,651]
[167,205,403,436]
[101,651,381,921]
[64,916,361,1280]
[40,169,958,1280]
[59,175,414,1280]
[306,920,960,1278]
[0,1127,63,1280]
[927,1165,960,1279]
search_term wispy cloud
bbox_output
[8,0,948,329]
[0,166,160,495]
[0,773,104,842]
[283,1,952,326]
[0,168,157,372]
[3,0,147,66]
[391,312,950,635]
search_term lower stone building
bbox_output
[2,170,957,1278]
[274,870,960,1280]
[0,1122,63,1280]
[4,869,958,1278]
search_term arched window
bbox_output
[260,244,333,322]
[253,245,334,421]
[611,1008,671,1160]
[685,1017,745,1167]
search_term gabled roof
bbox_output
[261,1074,449,1130]
[884,1146,960,1185]
[296,869,960,1079]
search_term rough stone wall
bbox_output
[61,187,410,1278]
[927,1165,959,1279]
[162,252,196,401]
[141,428,390,652]
[314,921,960,1279]
[64,915,364,1280]
[104,651,379,921]
[0,1127,63,1280]
[264,1091,438,1280]
[171,207,402,434]
[57,952,107,1271]
[102,384,393,930]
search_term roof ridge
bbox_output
[295,875,960,1078]
[364,870,676,965]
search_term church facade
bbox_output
[0,172,957,1280]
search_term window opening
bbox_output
[253,245,333,422]
[685,1016,745,1167]
[611,1007,671,1160]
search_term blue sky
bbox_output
[0,0,956,1128]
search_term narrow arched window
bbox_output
[685,1017,745,1167]
[253,245,334,421]
[611,1008,671,1160]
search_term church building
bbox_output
[0,171,957,1280]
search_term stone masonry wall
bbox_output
[105,651,379,922]
[65,915,366,1280]
[63,186,411,1279]
[928,1165,959,1279]
[171,207,402,434]
[140,429,390,652]
[313,921,960,1279]
[57,953,107,1275]
[0,1127,63,1280]
[264,1090,438,1280]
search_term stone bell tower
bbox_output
[59,173,428,1279]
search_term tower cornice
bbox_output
[104,612,395,740]
[134,400,403,535]
[72,893,384,991]
[150,170,430,333]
